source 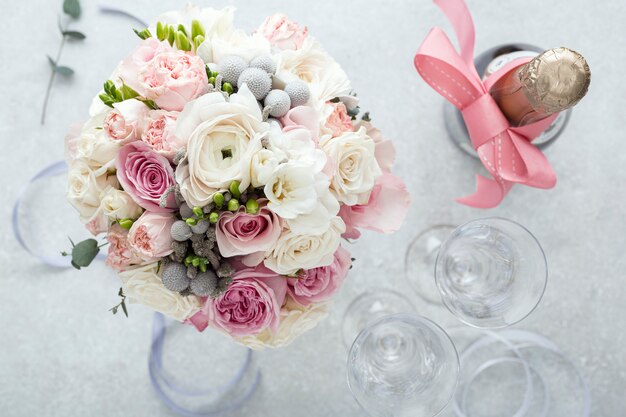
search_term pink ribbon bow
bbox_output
[414,0,558,208]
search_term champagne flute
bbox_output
[347,313,459,417]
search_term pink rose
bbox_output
[104,99,149,143]
[339,173,411,239]
[287,246,351,306]
[325,102,354,138]
[85,212,109,236]
[257,14,308,50]
[215,204,282,261]
[105,224,143,271]
[138,51,209,111]
[204,265,287,337]
[127,211,176,261]
[116,141,177,212]
[141,110,185,160]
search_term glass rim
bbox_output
[434,217,548,329]
[346,312,460,417]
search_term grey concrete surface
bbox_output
[0,0,624,415]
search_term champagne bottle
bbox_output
[488,47,590,126]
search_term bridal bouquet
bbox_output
[65,6,410,348]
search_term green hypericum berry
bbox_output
[229,180,241,198]
[208,76,216,85]
[192,206,204,218]
[209,212,219,223]
[213,193,225,208]
[192,258,200,267]
[210,71,219,78]
[246,198,259,214]
[118,219,133,230]
[185,255,194,265]
[228,199,240,211]
[199,263,207,273]
[222,82,233,95]
[185,217,198,226]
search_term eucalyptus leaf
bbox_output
[63,0,81,18]
[121,300,128,317]
[54,65,75,76]
[47,55,57,68]
[63,30,86,40]
[71,238,100,268]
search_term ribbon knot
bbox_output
[414,0,558,208]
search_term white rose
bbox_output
[67,160,117,222]
[74,113,122,171]
[320,127,382,205]
[205,31,271,65]
[275,37,353,109]
[175,85,269,207]
[100,187,143,221]
[119,262,201,322]
[235,298,329,349]
[264,216,345,275]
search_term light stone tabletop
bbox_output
[1,0,624,416]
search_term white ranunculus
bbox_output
[206,31,272,64]
[320,127,382,205]
[275,37,353,109]
[74,113,121,171]
[100,187,143,221]
[67,160,118,222]
[264,216,345,275]
[249,148,283,188]
[235,298,329,349]
[175,85,269,207]
[263,162,318,219]
[119,262,201,321]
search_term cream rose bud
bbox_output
[104,99,149,143]
[175,86,269,207]
[235,298,329,349]
[74,113,121,170]
[119,262,201,321]
[67,161,118,221]
[100,187,143,221]
[264,216,345,275]
[320,126,382,206]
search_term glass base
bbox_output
[149,313,261,416]
[341,289,415,349]
[443,43,572,158]
[405,225,456,305]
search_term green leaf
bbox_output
[120,84,139,100]
[47,55,57,68]
[118,287,124,297]
[63,30,86,40]
[71,238,100,268]
[103,80,116,97]
[99,93,114,107]
[54,65,74,76]
[121,300,128,317]
[63,0,81,19]
[140,99,158,110]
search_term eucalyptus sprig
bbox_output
[61,237,107,270]
[109,287,129,317]
[41,0,86,125]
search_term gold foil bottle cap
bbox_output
[518,47,591,115]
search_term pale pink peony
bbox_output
[215,204,282,261]
[141,110,185,160]
[339,172,411,239]
[325,102,354,137]
[116,141,177,212]
[257,14,308,50]
[280,105,320,140]
[103,99,149,143]
[105,224,143,271]
[127,211,176,261]
[287,246,351,306]
[138,50,209,111]
[204,265,287,337]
